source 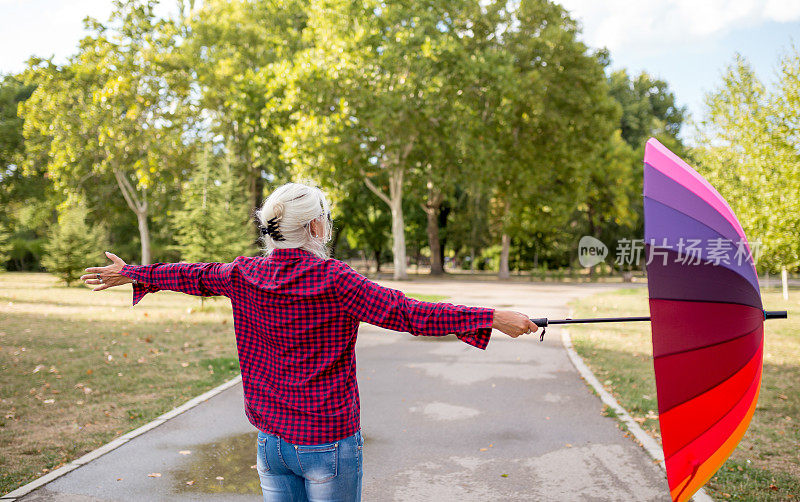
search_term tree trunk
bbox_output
[470,247,476,273]
[136,209,151,266]
[388,168,407,280]
[425,206,443,275]
[113,169,151,265]
[499,232,511,279]
[374,249,381,272]
[248,165,261,241]
[782,266,789,300]
[362,166,407,280]
[330,222,344,259]
[422,182,445,275]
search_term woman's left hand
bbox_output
[80,251,131,291]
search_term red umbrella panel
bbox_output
[643,138,763,502]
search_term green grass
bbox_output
[406,292,449,303]
[0,272,241,494]
[570,287,800,501]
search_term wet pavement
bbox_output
[17,279,669,501]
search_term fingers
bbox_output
[528,319,539,333]
[93,283,111,292]
[105,251,124,265]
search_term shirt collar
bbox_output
[269,247,314,260]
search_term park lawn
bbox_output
[0,272,241,494]
[569,288,800,501]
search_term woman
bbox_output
[81,182,537,502]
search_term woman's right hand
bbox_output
[492,310,538,338]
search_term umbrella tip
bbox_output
[764,310,788,320]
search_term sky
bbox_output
[1,0,798,138]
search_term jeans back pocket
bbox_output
[295,442,338,483]
[256,433,270,473]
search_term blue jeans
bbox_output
[256,430,363,502]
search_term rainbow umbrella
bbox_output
[530,138,786,502]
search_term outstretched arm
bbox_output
[81,251,237,306]
[333,261,537,349]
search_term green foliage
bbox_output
[41,204,108,285]
[18,0,192,264]
[184,0,306,212]
[695,50,800,272]
[0,75,35,173]
[0,221,11,269]
[171,145,254,264]
[607,70,686,150]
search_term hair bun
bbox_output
[272,202,285,221]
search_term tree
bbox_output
[695,52,800,275]
[607,69,686,150]
[19,0,192,265]
[172,144,254,265]
[474,0,619,278]
[42,203,108,286]
[183,0,307,233]
[284,0,497,280]
[0,73,57,271]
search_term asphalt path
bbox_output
[18,279,669,501]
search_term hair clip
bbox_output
[264,216,286,241]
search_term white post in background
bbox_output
[782,266,789,300]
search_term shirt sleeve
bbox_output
[119,260,239,307]
[333,260,494,349]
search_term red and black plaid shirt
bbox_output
[120,247,494,444]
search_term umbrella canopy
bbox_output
[529,138,785,501]
[643,138,763,502]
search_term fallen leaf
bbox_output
[179,450,191,455]
[251,465,257,469]
[770,484,778,491]
[215,476,224,480]
[33,364,46,374]
[565,443,572,448]
[117,478,123,481]
[180,362,189,368]
[43,399,55,404]
[500,474,508,478]
[186,480,195,486]
[86,369,93,375]
[479,448,488,452]
[147,473,161,478]
[84,387,93,395]
[777,394,788,400]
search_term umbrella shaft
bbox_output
[532,311,788,327]
[532,316,651,326]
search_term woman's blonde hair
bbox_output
[255,182,333,260]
